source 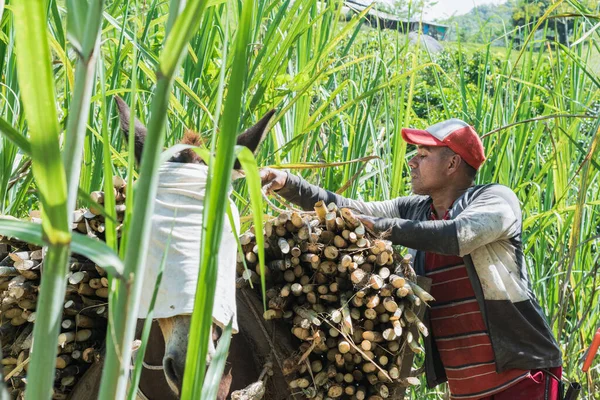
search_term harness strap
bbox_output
[130,347,164,400]
[142,361,164,371]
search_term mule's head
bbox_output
[114,95,275,170]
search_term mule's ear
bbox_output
[233,109,276,169]
[114,95,147,164]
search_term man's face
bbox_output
[407,145,454,195]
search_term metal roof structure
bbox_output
[342,0,450,39]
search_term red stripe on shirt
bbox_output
[430,299,481,320]
[436,332,490,351]
[430,307,488,338]
[449,371,530,399]
[425,206,528,399]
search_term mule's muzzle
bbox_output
[163,354,184,396]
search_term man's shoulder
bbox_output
[468,183,521,211]
[393,194,431,206]
[472,183,517,199]
[390,194,431,218]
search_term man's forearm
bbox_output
[276,173,404,218]
[276,173,344,211]
[372,217,460,255]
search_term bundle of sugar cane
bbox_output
[237,202,434,399]
[0,177,126,399]
[70,175,127,239]
[0,247,108,399]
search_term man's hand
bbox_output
[357,215,377,235]
[260,168,288,194]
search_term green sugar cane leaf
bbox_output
[158,0,210,78]
[269,155,381,170]
[226,202,253,290]
[181,0,255,397]
[234,146,266,310]
[13,0,69,242]
[12,2,71,398]
[0,117,31,156]
[200,321,233,400]
[77,188,118,224]
[72,232,124,279]
[0,219,124,278]
[66,0,90,54]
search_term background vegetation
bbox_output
[0,0,598,398]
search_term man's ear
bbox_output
[114,96,147,164]
[447,153,463,175]
[233,109,276,169]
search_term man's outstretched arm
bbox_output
[261,168,408,219]
[360,185,521,256]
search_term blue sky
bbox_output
[424,0,507,20]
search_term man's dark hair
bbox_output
[464,162,477,181]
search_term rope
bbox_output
[262,189,314,215]
[142,361,164,371]
[240,288,286,376]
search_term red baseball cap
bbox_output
[401,119,486,170]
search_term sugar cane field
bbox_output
[0,0,599,399]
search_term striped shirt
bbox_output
[425,207,529,399]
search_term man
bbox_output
[260,119,563,400]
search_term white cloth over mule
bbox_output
[137,163,239,333]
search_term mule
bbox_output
[69,96,280,400]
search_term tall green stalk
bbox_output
[63,0,105,221]
[181,0,255,397]
[12,1,69,399]
[98,1,210,398]
[557,123,600,338]
[10,0,108,398]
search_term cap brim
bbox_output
[401,128,445,146]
